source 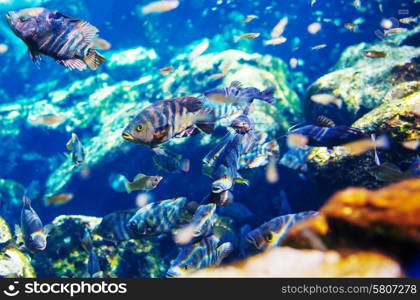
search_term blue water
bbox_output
[0,0,418,277]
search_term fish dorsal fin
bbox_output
[66,133,77,151]
[74,21,99,46]
[316,116,335,128]
[230,81,243,89]
[178,97,204,113]
[382,162,402,172]
[133,173,146,182]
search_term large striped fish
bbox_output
[166,235,233,277]
[127,197,197,236]
[122,97,215,148]
[246,211,319,251]
[6,7,106,71]
[94,209,138,242]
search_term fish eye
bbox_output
[264,233,273,242]
[19,16,28,22]
[136,125,143,132]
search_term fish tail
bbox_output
[124,181,133,194]
[180,159,190,172]
[259,86,277,104]
[233,36,241,43]
[23,195,31,207]
[84,49,106,71]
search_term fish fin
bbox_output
[230,81,243,88]
[316,116,335,127]
[260,86,277,104]
[133,173,146,182]
[233,36,242,43]
[14,225,24,245]
[215,242,234,265]
[22,195,31,207]
[371,134,381,166]
[43,224,54,236]
[179,97,205,112]
[93,38,111,50]
[124,181,133,194]
[28,49,42,66]
[381,162,402,172]
[59,59,87,71]
[180,159,190,172]
[84,50,106,71]
[66,134,77,151]
[234,177,249,186]
[152,146,167,156]
[75,21,99,45]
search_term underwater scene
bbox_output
[0,0,419,278]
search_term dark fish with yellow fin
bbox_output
[122,97,215,148]
[20,195,47,252]
[124,173,163,193]
[66,133,85,166]
[6,8,106,71]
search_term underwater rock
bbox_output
[307,85,419,190]
[304,25,420,125]
[285,179,420,263]
[31,214,170,278]
[186,247,402,278]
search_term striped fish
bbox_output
[188,204,217,241]
[122,97,215,148]
[6,8,106,71]
[239,132,280,169]
[246,211,319,251]
[166,235,233,277]
[127,197,197,236]
[289,116,368,148]
[94,209,138,242]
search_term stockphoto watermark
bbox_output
[2,280,128,298]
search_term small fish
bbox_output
[46,193,74,206]
[122,97,215,148]
[264,37,287,46]
[28,114,65,126]
[124,173,163,193]
[311,44,327,50]
[0,217,12,244]
[66,133,85,166]
[288,116,368,148]
[363,50,387,58]
[353,0,361,9]
[94,209,138,242]
[271,17,288,38]
[21,196,47,252]
[204,81,277,106]
[342,135,389,156]
[6,8,106,71]
[310,0,317,7]
[166,235,233,277]
[310,94,343,108]
[234,32,260,42]
[159,66,175,76]
[153,152,190,173]
[208,73,226,81]
[279,147,311,173]
[368,159,420,182]
[242,15,258,23]
[141,0,180,14]
[246,211,319,250]
[399,17,417,25]
[344,23,358,31]
[127,197,197,236]
[189,39,209,60]
[289,58,299,68]
[385,28,407,35]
